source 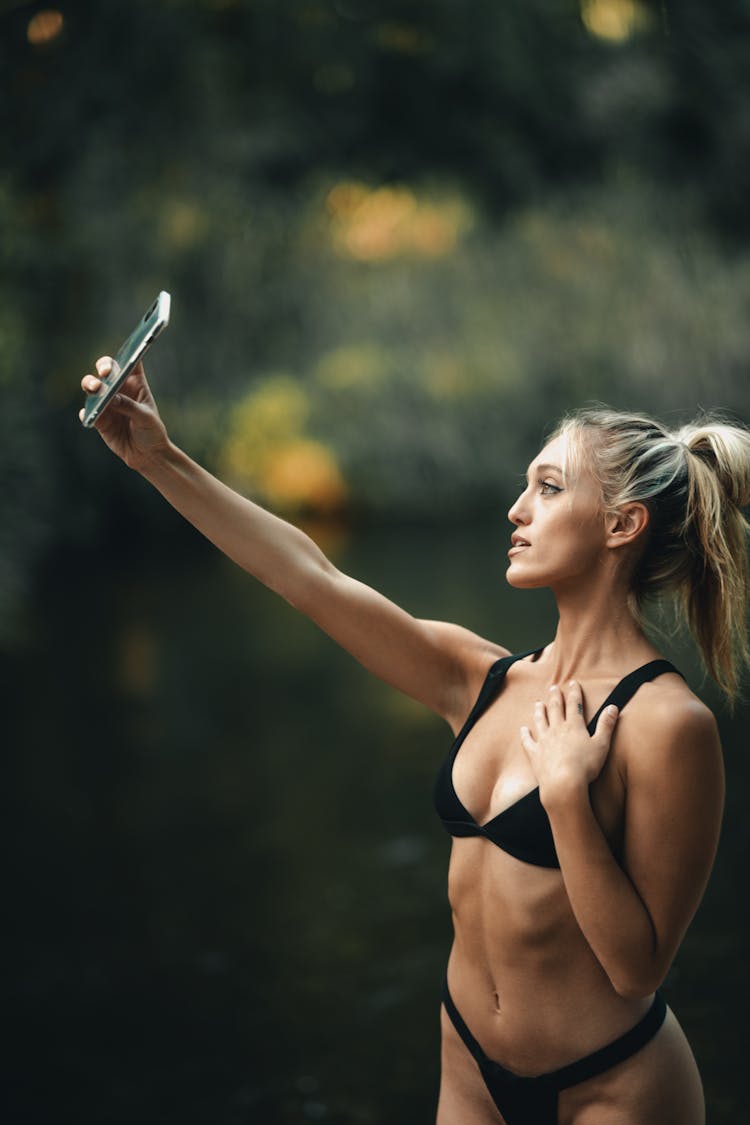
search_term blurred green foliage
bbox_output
[2,0,750,638]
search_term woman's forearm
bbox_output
[138,442,334,607]
[546,789,662,998]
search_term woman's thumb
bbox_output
[111,393,144,415]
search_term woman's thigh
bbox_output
[558,1006,705,1125]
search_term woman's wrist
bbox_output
[539,775,591,815]
[135,437,182,481]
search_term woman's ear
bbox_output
[606,502,650,549]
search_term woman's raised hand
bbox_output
[79,357,171,470]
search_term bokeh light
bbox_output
[26,9,64,46]
[219,377,348,514]
[580,0,652,42]
[325,181,473,261]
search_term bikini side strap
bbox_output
[452,647,543,749]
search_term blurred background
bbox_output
[3,1,750,1121]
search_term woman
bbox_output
[80,358,749,1124]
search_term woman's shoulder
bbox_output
[631,668,716,730]
[616,669,721,785]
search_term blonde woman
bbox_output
[80,357,748,1124]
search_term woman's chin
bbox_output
[505,563,545,589]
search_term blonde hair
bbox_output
[549,407,750,707]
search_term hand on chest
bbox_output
[452,684,624,834]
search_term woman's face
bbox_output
[506,432,608,591]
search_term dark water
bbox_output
[6,518,749,1123]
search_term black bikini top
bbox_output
[433,647,683,869]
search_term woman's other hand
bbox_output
[520,681,619,808]
[79,356,170,470]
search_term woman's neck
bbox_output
[539,581,657,684]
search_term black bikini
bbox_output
[441,980,667,1125]
[433,647,682,1124]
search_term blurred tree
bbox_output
[2,0,750,636]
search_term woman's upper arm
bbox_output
[620,696,725,986]
[295,566,508,727]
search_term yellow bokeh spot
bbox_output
[580,0,652,42]
[260,440,348,514]
[27,9,64,46]
[325,181,472,262]
[219,377,348,514]
[343,185,417,261]
[326,181,370,219]
[229,377,310,453]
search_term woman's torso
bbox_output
[436,645,688,1074]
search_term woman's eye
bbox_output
[540,480,562,495]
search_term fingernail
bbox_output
[549,684,557,691]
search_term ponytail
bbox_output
[551,408,750,708]
[675,421,750,705]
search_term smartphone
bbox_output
[81,291,171,428]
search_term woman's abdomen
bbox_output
[446,839,654,1075]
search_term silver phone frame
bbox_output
[81,291,171,429]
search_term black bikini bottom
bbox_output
[442,977,667,1125]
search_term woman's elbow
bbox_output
[612,978,658,1000]
[610,957,670,1000]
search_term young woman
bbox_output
[80,358,750,1124]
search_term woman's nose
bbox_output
[508,496,526,525]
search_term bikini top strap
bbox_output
[453,646,545,748]
[586,659,684,736]
[482,646,540,683]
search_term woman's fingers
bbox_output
[537,682,587,730]
[519,725,536,754]
[592,704,619,750]
[547,683,564,720]
[81,357,113,396]
[566,680,585,723]
[534,698,548,733]
[108,393,142,415]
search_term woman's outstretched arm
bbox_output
[80,357,506,727]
